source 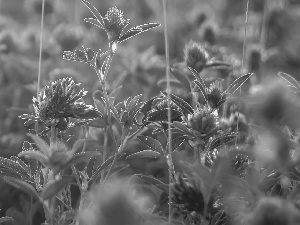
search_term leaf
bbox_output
[161,92,193,115]
[90,154,125,183]
[225,73,252,96]
[71,139,85,155]
[138,136,164,154]
[1,176,40,200]
[119,23,161,43]
[205,61,232,70]
[0,217,13,223]
[168,136,186,151]
[109,102,121,124]
[171,121,194,136]
[140,97,157,116]
[109,85,122,99]
[126,94,142,112]
[94,99,106,116]
[54,151,100,175]
[81,0,105,29]
[87,117,108,128]
[170,67,191,91]
[128,102,144,123]
[27,133,50,157]
[126,150,161,160]
[135,174,169,193]
[84,18,103,29]
[10,156,30,175]
[258,178,280,193]
[147,109,182,123]
[204,133,237,152]
[42,176,75,200]
[0,157,31,180]
[194,80,208,102]
[18,150,49,166]
[278,72,300,92]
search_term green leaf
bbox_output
[54,151,100,175]
[147,109,182,122]
[10,156,30,175]
[71,139,85,155]
[171,121,194,136]
[258,178,280,193]
[135,174,169,193]
[168,136,186,151]
[0,217,13,223]
[140,97,157,116]
[278,72,300,92]
[0,157,31,180]
[94,99,106,116]
[204,133,237,152]
[1,176,40,200]
[161,92,193,115]
[81,0,105,29]
[138,136,164,154]
[126,150,161,160]
[205,61,232,70]
[128,102,144,123]
[194,80,208,102]
[126,94,142,112]
[27,133,50,157]
[90,154,124,183]
[18,150,49,166]
[87,117,108,128]
[225,73,252,96]
[109,102,121,124]
[109,85,122,100]
[42,176,75,200]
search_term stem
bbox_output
[162,0,173,222]
[235,0,249,148]
[35,0,45,134]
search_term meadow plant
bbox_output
[1,1,300,225]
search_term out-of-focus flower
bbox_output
[0,31,17,54]
[53,23,84,51]
[184,41,209,73]
[80,178,144,225]
[20,77,100,131]
[245,197,300,225]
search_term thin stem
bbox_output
[35,0,45,134]
[235,0,249,147]
[260,0,269,53]
[162,0,173,222]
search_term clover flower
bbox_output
[206,81,226,110]
[20,77,100,131]
[104,7,130,45]
[184,41,209,73]
[187,105,218,138]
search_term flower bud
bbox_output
[184,41,209,73]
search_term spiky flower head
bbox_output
[20,77,100,131]
[187,105,218,137]
[104,6,130,45]
[184,41,209,73]
[206,81,225,110]
[172,175,205,215]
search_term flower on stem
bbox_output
[184,41,209,73]
[81,0,160,49]
[20,77,100,131]
[206,81,226,110]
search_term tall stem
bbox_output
[36,0,45,134]
[162,0,173,222]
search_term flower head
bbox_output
[20,77,100,131]
[184,41,209,73]
[206,81,225,109]
[187,105,218,137]
[104,6,130,44]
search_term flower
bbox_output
[206,81,226,110]
[20,77,100,131]
[80,178,144,225]
[187,105,218,138]
[184,41,209,73]
[104,6,130,44]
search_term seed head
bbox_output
[184,41,209,73]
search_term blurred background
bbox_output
[1,0,300,223]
